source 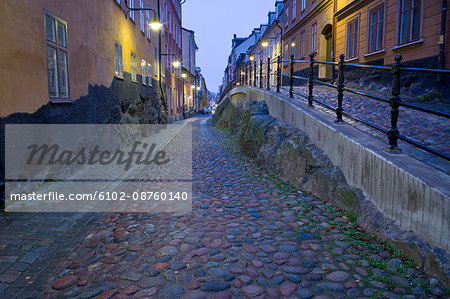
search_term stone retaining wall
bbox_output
[214,86,449,287]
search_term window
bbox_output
[148,63,152,86]
[129,0,135,21]
[142,59,147,84]
[114,42,123,78]
[311,22,317,52]
[292,0,296,21]
[140,0,145,32]
[300,30,305,58]
[301,0,306,12]
[169,11,172,34]
[347,18,359,59]
[368,4,384,52]
[45,13,69,99]
[285,7,289,27]
[284,44,289,65]
[146,11,151,40]
[131,52,137,81]
[399,0,421,44]
[115,0,120,4]
[154,48,158,76]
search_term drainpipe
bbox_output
[331,0,336,84]
[437,0,447,82]
[157,0,167,123]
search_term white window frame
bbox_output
[114,41,123,78]
[146,11,151,40]
[300,30,305,58]
[311,22,317,52]
[141,59,147,84]
[140,0,145,33]
[45,12,70,100]
[131,52,137,82]
[148,63,152,86]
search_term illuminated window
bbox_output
[45,13,69,99]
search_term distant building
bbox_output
[223,0,450,97]
[162,0,183,122]
[182,27,198,117]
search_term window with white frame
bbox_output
[147,63,152,86]
[146,11,151,40]
[292,0,296,21]
[398,0,421,45]
[300,30,305,58]
[140,0,145,32]
[131,52,137,81]
[141,59,147,84]
[301,0,306,12]
[311,22,317,52]
[45,13,69,99]
[368,3,384,53]
[114,42,123,78]
[129,0,135,21]
[347,17,359,59]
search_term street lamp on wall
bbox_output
[124,0,162,30]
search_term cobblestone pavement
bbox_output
[0,213,102,298]
[32,117,448,299]
[277,85,450,174]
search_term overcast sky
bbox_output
[182,0,276,93]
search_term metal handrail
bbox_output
[225,52,449,161]
[344,63,391,71]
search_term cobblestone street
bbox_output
[4,117,438,298]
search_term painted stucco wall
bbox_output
[0,0,160,117]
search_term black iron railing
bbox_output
[222,53,450,161]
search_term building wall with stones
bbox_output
[0,0,164,118]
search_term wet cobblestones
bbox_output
[33,118,448,298]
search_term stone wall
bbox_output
[214,99,365,215]
[214,88,449,287]
[0,72,165,207]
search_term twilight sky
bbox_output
[182,0,277,93]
